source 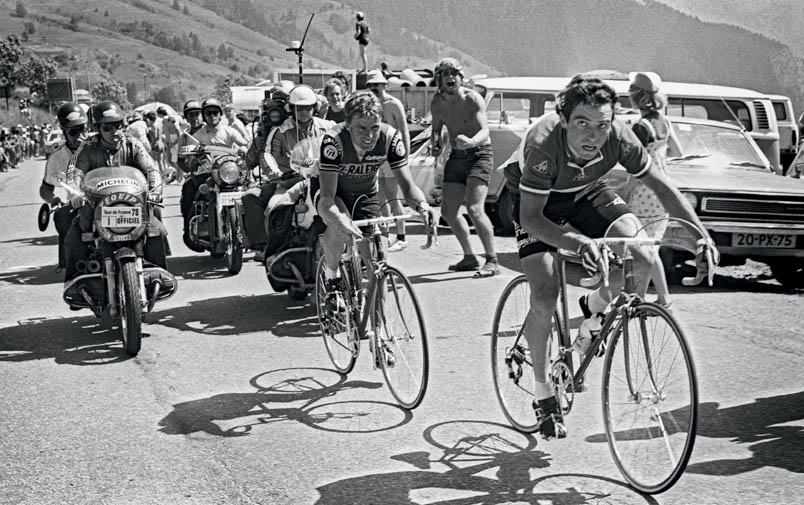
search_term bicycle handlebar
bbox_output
[351,212,419,228]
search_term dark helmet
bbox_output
[434,57,463,76]
[183,100,202,118]
[92,101,125,124]
[201,98,223,116]
[56,102,88,129]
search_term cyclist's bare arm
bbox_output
[317,170,362,238]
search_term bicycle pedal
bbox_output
[566,381,587,393]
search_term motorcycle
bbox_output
[61,166,178,356]
[180,144,251,274]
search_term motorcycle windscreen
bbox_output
[82,165,148,200]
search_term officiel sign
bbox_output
[46,78,75,102]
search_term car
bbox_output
[43,127,64,158]
[767,94,798,172]
[605,116,804,288]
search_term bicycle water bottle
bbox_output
[571,314,603,357]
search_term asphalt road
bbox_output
[1,156,802,505]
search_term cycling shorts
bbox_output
[513,182,633,259]
[313,178,380,233]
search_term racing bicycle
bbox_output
[315,212,435,409]
[490,220,715,494]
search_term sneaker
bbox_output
[388,239,408,252]
[325,278,347,315]
[533,396,567,440]
[448,256,480,272]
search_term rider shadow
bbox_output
[0,314,137,365]
[158,367,410,437]
[0,264,66,285]
[149,293,319,338]
[312,419,660,505]
[584,391,804,476]
[0,234,59,246]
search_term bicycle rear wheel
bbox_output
[491,275,563,433]
[376,266,429,409]
[602,302,698,494]
[315,256,358,374]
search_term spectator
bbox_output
[323,78,347,123]
[126,111,152,153]
[354,11,370,74]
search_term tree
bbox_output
[183,4,189,15]
[172,0,181,10]
[14,1,26,18]
[92,79,130,108]
[0,36,58,96]
[212,75,251,103]
[152,85,180,109]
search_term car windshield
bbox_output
[669,121,769,171]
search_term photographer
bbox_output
[242,86,291,260]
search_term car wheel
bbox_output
[768,259,804,289]
[495,190,516,236]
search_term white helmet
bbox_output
[288,85,317,107]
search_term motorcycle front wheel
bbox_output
[118,260,142,356]
[224,207,243,274]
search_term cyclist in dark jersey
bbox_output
[317,91,431,308]
[508,74,717,440]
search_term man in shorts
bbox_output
[430,57,499,276]
[509,74,717,439]
[317,91,431,311]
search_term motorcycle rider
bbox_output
[177,99,206,250]
[257,85,335,259]
[63,101,168,283]
[40,103,89,272]
[178,98,249,251]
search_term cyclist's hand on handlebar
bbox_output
[70,194,85,209]
[337,215,363,240]
[577,239,607,276]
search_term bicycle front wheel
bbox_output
[315,256,358,374]
[490,275,563,433]
[602,302,698,494]
[376,266,429,409]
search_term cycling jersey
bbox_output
[319,123,407,195]
[506,112,651,197]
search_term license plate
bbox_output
[732,233,795,248]
[218,191,243,207]
[101,206,142,228]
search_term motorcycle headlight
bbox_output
[218,159,241,184]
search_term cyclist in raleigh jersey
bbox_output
[317,91,431,310]
[507,74,717,439]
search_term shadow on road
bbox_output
[149,293,319,338]
[584,391,804,476]
[0,233,59,246]
[0,314,135,365]
[0,264,63,285]
[166,254,239,280]
[158,367,411,437]
[311,419,659,505]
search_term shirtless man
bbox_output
[430,57,499,276]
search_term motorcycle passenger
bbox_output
[177,99,206,250]
[64,101,167,283]
[40,103,89,272]
[317,91,431,309]
[242,86,290,259]
[256,85,335,258]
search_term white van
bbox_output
[474,76,782,173]
[766,94,798,172]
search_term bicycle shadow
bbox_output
[157,367,411,437]
[148,293,319,338]
[584,391,804,476]
[312,419,659,505]
[0,314,138,365]
[0,264,63,285]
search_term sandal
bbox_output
[473,261,500,278]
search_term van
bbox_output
[474,76,782,173]
[766,94,798,172]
